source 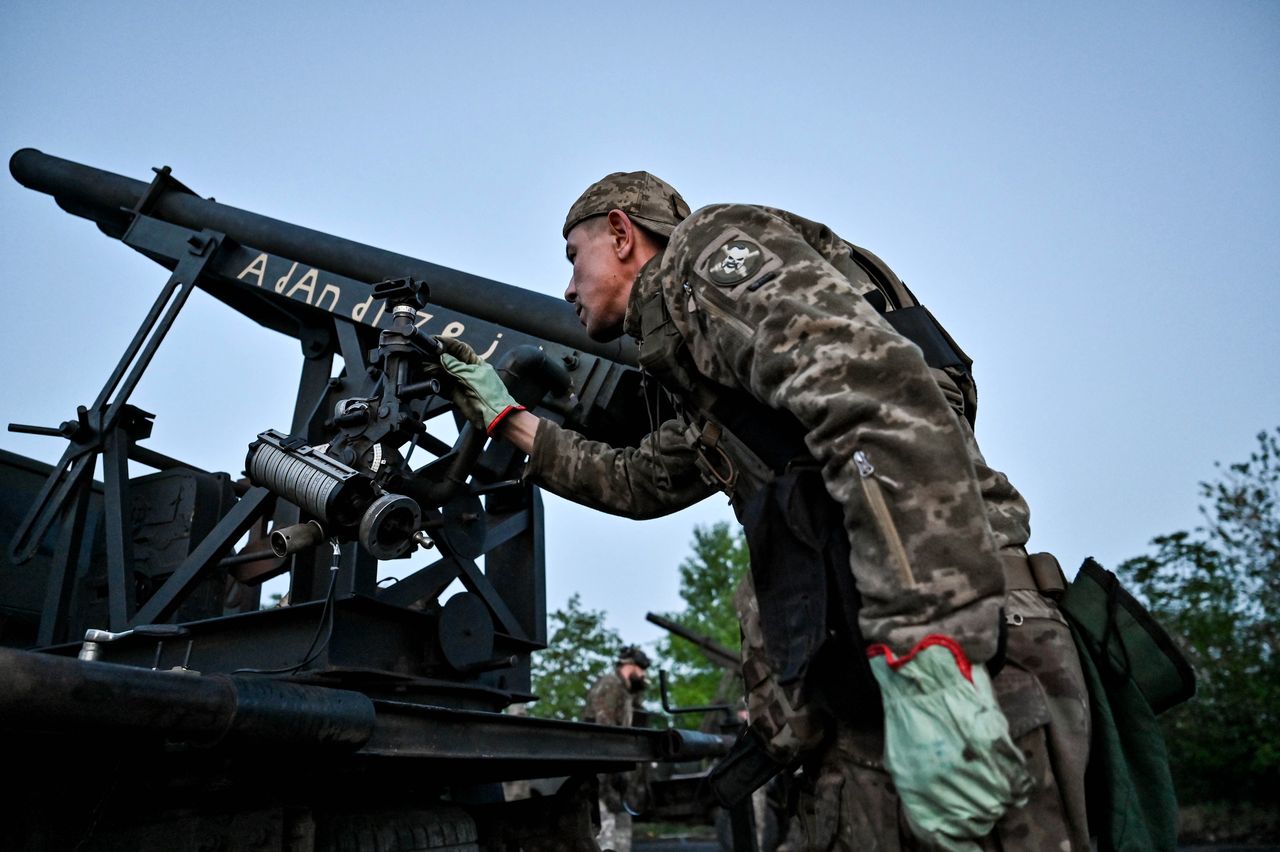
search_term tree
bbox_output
[528,593,622,720]
[1117,427,1280,804]
[654,522,750,716]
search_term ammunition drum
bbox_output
[246,429,376,527]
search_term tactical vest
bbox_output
[635,244,979,709]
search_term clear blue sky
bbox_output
[2,2,1277,657]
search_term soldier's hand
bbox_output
[437,335,481,365]
[434,336,523,434]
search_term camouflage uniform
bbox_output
[584,669,639,852]
[532,200,1090,850]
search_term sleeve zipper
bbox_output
[854,450,916,588]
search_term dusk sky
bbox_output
[2,2,1276,657]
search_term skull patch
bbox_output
[707,239,764,286]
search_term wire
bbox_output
[640,369,674,491]
[233,543,341,676]
[402,431,421,466]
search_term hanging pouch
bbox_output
[740,468,836,687]
[1059,558,1195,715]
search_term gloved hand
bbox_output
[435,337,523,434]
[868,636,1032,850]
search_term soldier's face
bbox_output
[564,218,633,342]
[620,663,647,693]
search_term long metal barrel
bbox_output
[0,646,374,749]
[646,611,742,672]
[9,147,638,365]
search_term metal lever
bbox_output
[79,623,190,661]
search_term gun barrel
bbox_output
[9,147,638,365]
[646,612,741,672]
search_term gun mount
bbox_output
[0,149,726,851]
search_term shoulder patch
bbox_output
[692,227,783,296]
[707,238,764,285]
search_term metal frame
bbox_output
[0,150,732,851]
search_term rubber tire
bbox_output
[316,806,479,852]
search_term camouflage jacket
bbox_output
[583,669,636,728]
[528,204,1031,662]
[583,669,646,810]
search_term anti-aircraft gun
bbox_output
[0,149,727,851]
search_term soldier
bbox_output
[583,645,651,852]
[439,173,1091,850]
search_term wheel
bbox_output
[315,806,479,852]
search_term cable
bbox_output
[640,369,674,491]
[233,541,341,676]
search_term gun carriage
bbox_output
[0,149,727,851]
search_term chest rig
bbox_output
[636,285,797,509]
[634,247,983,700]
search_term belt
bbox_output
[1000,551,1067,599]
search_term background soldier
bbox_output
[439,173,1091,850]
[583,645,651,852]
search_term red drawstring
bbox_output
[866,634,973,683]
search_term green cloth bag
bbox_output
[1060,558,1195,715]
[1060,558,1193,851]
[870,643,1033,850]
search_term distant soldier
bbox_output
[583,645,650,852]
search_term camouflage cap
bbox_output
[617,645,652,670]
[562,171,690,239]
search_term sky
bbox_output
[1,2,1277,661]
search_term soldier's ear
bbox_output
[607,209,636,259]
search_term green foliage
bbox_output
[1117,427,1280,804]
[528,593,622,720]
[655,522,749,718]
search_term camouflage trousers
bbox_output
[742,581,1092,851]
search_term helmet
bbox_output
[617,645,652,670]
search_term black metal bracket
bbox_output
[8,228,225,635]
[129,164,199,221]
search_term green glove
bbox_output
[869,637,1032,850]
[435,337,523,434]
